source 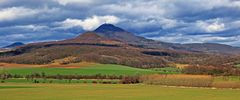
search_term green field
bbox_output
[3,78,120,84]
[1,63,240,100]
[0,83,239,100]
[0,64,162,76]
[151,67,182,74]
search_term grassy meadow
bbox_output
[0,63,161,76]
[0,83,240,100]
[0,63,240,100]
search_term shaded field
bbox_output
[0,86,34,89]
[0,83,240,100]
[0,64,161,76]
[4,78,120,84]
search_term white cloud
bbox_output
[196,19,225,33]
[0,7,39,21]
[57,15,120,30]
[99,1,166,17]
[0,7,59,22]
[206,22,225,33]
[97,0,240,18]
[14,25,48,31]
[149,33,240,45]
[53,0,96,5]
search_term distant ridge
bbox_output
[3,42,24,48]
[92,24,240,54]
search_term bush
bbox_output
[121,76,140,84]
[92,80,98,84]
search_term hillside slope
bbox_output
[0,24,239,69]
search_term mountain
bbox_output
[94,24,146,43]
[3,42,24,49]
[0,31,174,68]
[0,24,239,68]
[61,31,124,45]
[181,43,240,54]
[94,24,240,54]
[1,24,239,55]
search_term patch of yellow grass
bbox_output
[141,74,213,87]
[44,62,98,68]
[0,61,98,69]
[213,82,240,89]
[68,62,98,67]
[175,64,189,69]
[52,56,78,64]
[0,63,44,68]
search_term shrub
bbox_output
[121,76,140,84]
[92,80,98,84]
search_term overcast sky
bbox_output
[0,0,240,47]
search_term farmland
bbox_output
[0,63,240,100]
[0,83,240,100]
[0,63,161,76]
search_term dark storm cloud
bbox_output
[0,0,240,47]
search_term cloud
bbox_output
[0,0,240,46]
[98,1,167,17]
[57,15,120,30]
[0,7,39,22]
[0,6,59,22]
[149,33,240,45]
[196,19,225,33]
[14,25,48,31]
[53,0,97,6]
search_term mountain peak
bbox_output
[94,24,125,33]
[93,24,145,43]
[3,42,24,48]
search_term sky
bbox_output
[0,0,240,47]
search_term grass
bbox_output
[4,78,120,84]
[0,83,239,100]
[0,86,34,89]
[141,74,240,88]
[141,74,213,87]
[0,64,160,76]
[213,76,240,89]
[214,76,240,82]
[151,67,182,74]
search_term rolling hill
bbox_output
[0,24,239,70]
[94,24,240,54]
[3,42,24,49]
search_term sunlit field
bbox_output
[0,63,161,76]
[0,83,240,100]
